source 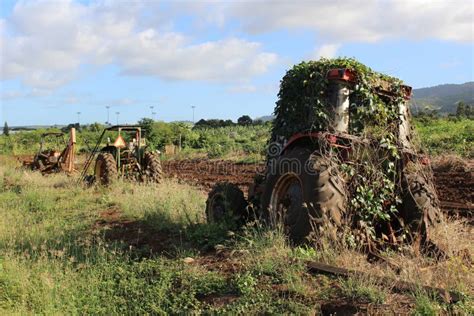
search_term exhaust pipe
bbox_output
[327,69,355,133]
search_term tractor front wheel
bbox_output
[94,152,118,186]
[206,182,248,226]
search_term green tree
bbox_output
[456,101,466,117]
[3,121,9,136]
[223,119,235,127]
[61,123,81,133]
[87,122,104,132]
[237,115,253,126]
[463,104,473,119]
[138,118,155,138]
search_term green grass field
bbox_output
[414,118,474,158]
[1,156,472,314]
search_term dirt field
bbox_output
[16,154,474,216]
[163,158,474,217]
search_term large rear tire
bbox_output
[94,152,118,186]
[401,169,442,242]
[143,152,163,183]
[261,147,347,244]
[206,182,248,226]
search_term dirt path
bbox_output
[163,158,474,216]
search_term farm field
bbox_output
[162,158,473,214]
[2,1,473,314]
[1,147,473,314]
[1,116,474,314]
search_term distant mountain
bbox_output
[411,82,474,114]
[255,115,275,122]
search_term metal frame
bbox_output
[80,125,145,182]
[37,132,66,155]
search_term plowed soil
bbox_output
[163,159,264,193]
[163,159,474,216]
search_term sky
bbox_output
[0,0,473,126]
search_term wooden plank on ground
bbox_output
[306,261,461,304]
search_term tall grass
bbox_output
[1,156,472,314]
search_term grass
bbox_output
[340,276,386,304]
[0,155,473,314]
[414,117,474,158]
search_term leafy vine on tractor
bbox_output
[206,58,442,253]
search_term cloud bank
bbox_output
[1,0,472,92]
[0,0,277,90]
[227,0,473,43]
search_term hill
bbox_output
[411,82,474,114]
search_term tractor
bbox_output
[30,130,76,174]
[80,125,162,185]
[206,59,442,251]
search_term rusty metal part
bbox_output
[28,128,76,174]
[306,261,461,304]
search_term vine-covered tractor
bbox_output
[80,125,162,185]
[206,58,441,251]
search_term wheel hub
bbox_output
[271,174,304,234]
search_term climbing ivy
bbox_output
[271,58,410,244]
[271,57,405,142]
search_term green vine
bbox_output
[271,57,409,243]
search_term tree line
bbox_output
[415,101,473,119]
[193,115,269,129]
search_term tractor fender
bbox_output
[100,146,118,158]
[280,132,340,156]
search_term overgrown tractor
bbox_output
[30,129,76,174]
[80,125,162,185]
[206,58,442,251]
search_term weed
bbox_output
[412,292,441,316]
[233,271,257,296]
[340,275,387,304]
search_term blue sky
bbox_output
[1,0,473,126]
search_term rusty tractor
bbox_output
[29,129,76,174]
[206,60,442,252]
[80,125,162,185]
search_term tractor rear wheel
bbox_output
[206,182,248,226]
[94,152,117,186]
[143,152,163,183]
[401,169,442,243]
[261,147,347,244]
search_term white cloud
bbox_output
[0,1,277,90]
[227,84,257,94]
[1,90,24,100]
[226,0,473,43]
[314,43,341,59]
[2,0,471,93]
